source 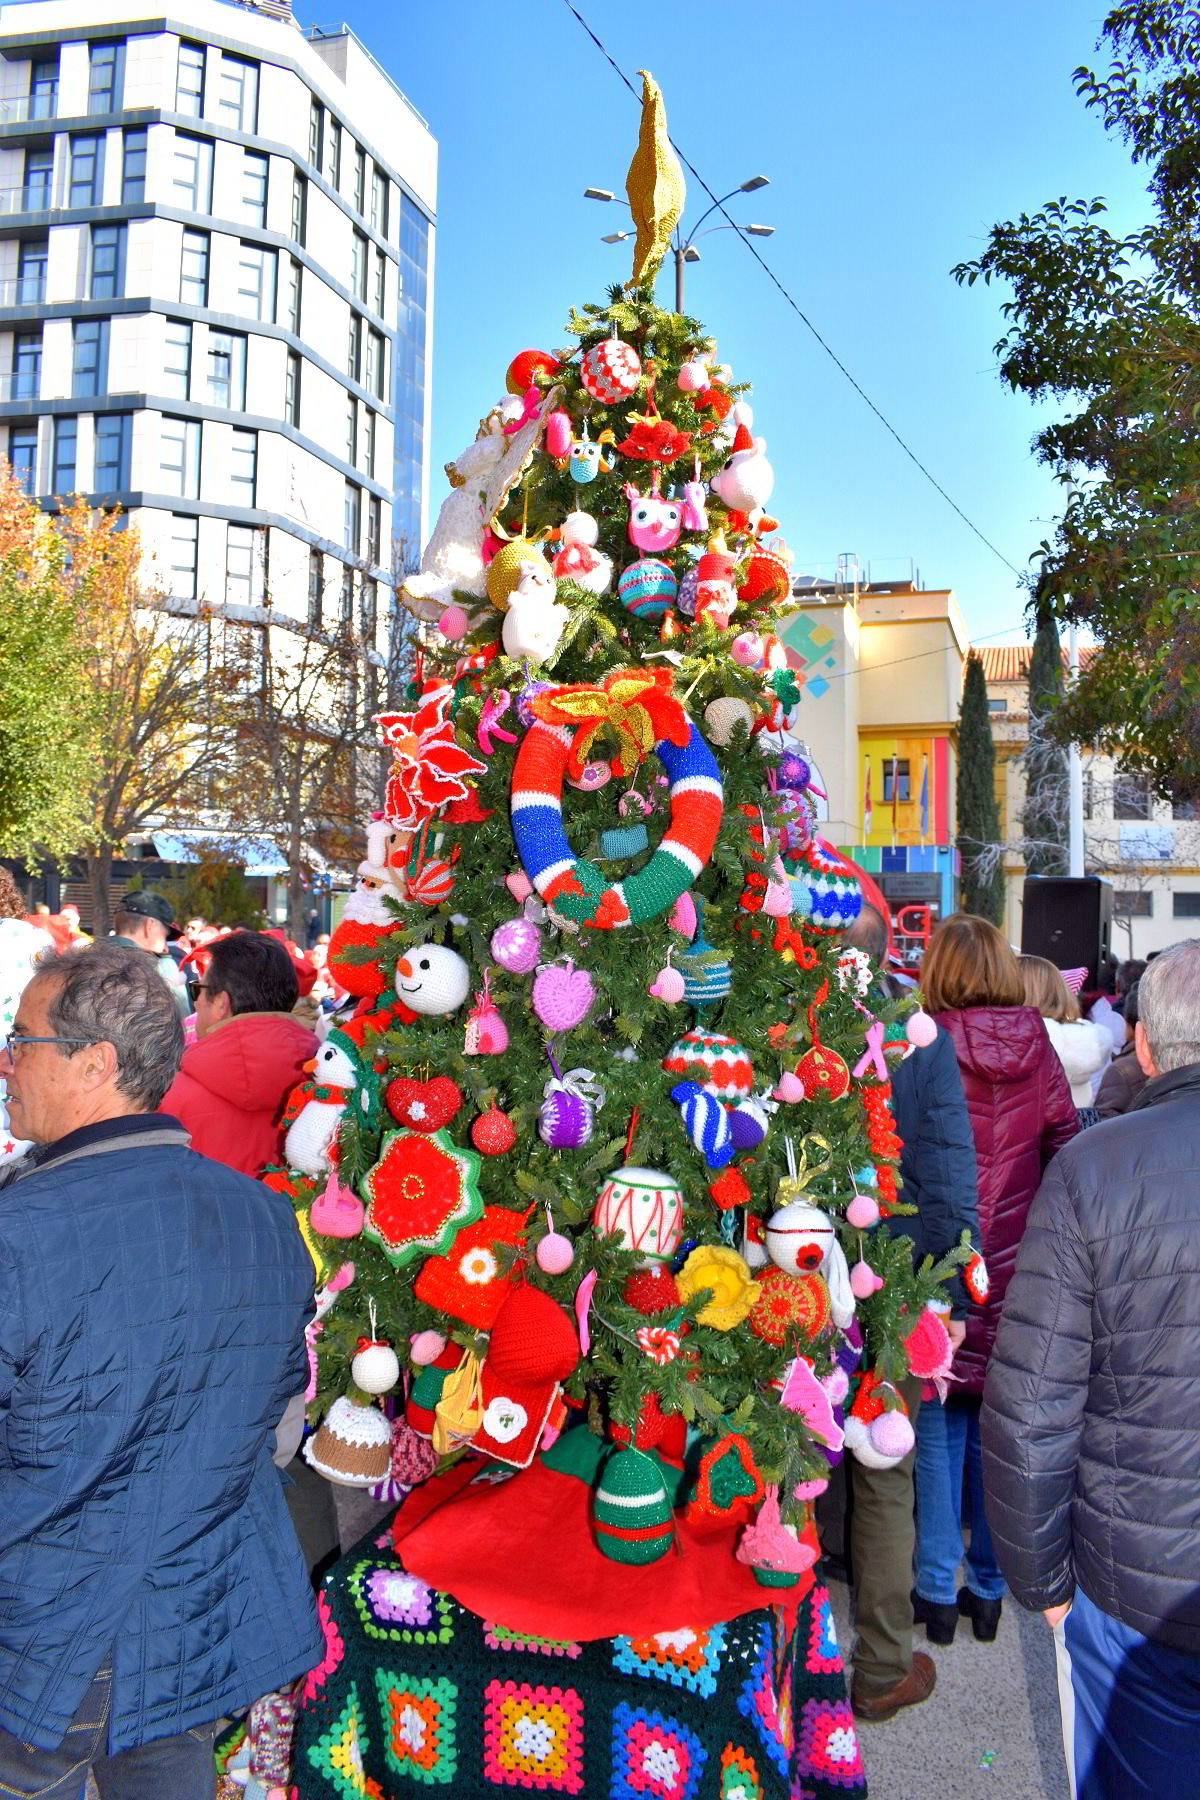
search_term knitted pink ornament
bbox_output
[670,892,697,939]
[389,1419,439,1487]
[536,1207,575,1275]
[649,961,686,1003]
[465,987,508,1054]
[490,917,542,975]
[871,1410,916,1461]
[906,1009,938,1048]
[846,1193,880,1230]
[532,959,594,1033]
[850,1258,884,1299]
[410,1329,447,1366]
[793,1475,829,1502]
[904,1305,954,1380]
[505,870,534,902]
[438,605,469,642]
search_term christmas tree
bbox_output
[280,75,971,1572]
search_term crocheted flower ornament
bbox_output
[530,667,688,780]
[375,686,486,829]
[676,1246,760,1332]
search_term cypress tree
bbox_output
[1023,602,1069,876]
[957,650,1005,922]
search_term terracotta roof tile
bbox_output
[976,643,1099,682]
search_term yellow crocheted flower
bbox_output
[677,1246,760,1332]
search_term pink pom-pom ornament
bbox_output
[871,1410,916,1461]
[906,1009,938,1048]
[438,604,470,642]
[846,1193,881,1230]
[850,1258,885,1299]
[409,1329,447,1367]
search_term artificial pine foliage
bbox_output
[288,272,969,1548]
[956,651,1005,923]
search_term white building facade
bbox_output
[0,0,435,675]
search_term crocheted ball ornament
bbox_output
[788,839,863,933]
[510,716,723,930]
[594,1166,685,1262]
[362,1129,484,1267]
[592,1447,673,1565]
[350,1340,400,1394]
[580,336,641,403]
[414,1205,529,1329]
[490,917,542,975]
[618,557,677,619]
[303,1396,391,1488]
[663,1031,754,1103]
[624,1266,681,1316]
[749,1268,833,1346]
[471,1105,517,1156]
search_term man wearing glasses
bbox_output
[0,941,320,1798]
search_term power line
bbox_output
[558,0,1026,582]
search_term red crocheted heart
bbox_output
[386,1076,463,1133]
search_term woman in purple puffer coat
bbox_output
[912,914,1078,1648]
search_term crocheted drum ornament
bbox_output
[790,838,863,933]
[593,1165,684,1263]
[592,1446,673,1565]
[580,333,642,403]
[662,1031,754,1103]
[675,906,733,1008]
[617,557,678,619]
[362,1129,484,1267]
[510,670,724,930]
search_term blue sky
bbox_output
[337,0,1151,646]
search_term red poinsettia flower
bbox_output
[374,687,487,829]
[615,414,693,464]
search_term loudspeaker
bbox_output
[1021,877,1113,986]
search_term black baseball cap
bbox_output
[120,890,175,928]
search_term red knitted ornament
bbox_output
[624,1266,682,1316]
[965,1251,990,1304]
[471,1105,517,1156]
[748,1267,833,1346]
[611,1390,688,1461]
[414,1206,529,1329]
[709,1167,751,1211]
[389,1419,439,1487]
[386,1076,464,1133]
[851,1368,907,1426]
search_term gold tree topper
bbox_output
[626,70,686,286]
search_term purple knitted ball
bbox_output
[777,751,812,792]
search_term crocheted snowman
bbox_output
[283,1036,362,1176]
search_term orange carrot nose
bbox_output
[396,957,413,979]
[302,1058,316,1074]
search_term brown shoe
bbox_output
[851,1651,937,1723]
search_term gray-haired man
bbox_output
[983,939,1200,1799]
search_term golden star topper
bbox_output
[626,70,686,286]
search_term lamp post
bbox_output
[585,176,773,311]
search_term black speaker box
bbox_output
[1020,877,1113,986]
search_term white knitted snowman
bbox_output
[283,1037,361,1175]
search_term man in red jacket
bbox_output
[163,931,316,1177]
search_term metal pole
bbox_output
[1068,619,1084,877]
[675,244,685,315]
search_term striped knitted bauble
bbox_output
[618,558,677,619]
[592,1447,674,1565]
[663,1031,754,1103]
[788,839,863,933]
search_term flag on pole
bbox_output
[863,758,872,840]
[920,755,929,842]
[891,753,899,847]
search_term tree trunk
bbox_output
[88,845,114,938]
[287,810,307,944]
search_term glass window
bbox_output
[236,243,275,321]
[162,319,192,400]
[352,230,368,302]
[207,329,246,409]
[1114,890,1153,918]
[11,331,41,401]
[353,144,366,213]
[285,351,300,427]
[366,328,385,400]
[308,99,323,170]
[25,146,53,211]
[370,166,388,236]
[242,150,268,227]
[366,494,381,565]
[291,171,306,245]
[172,133,212,212]
[176,41,205,117]
[283,257,301,333]
[374,247,386,316]
[1114,772,1153,821]
[88,41,124,114]
[17,241,47,306]
[230,428,256,505]
[329,118,342,188]
[9,423,37,494]
[347,312,361,381]
[69,134,104,207]
[363,407,376,478]
[169,514,198,601]
[51,415,76,493]
[343,480,360,554]
[882,759,911,804]
[987,697,1007,713]
[346,394,357,462]
[89,224,125,300]
[1173,892,1200,919]
[218,54,258,133]
[94,413,130,492]
[72,318,109,397]
[121,128,147,203]
[160,416,200,498]
[29,58,58,121]
[226,522,256,606]
[307,549,322,628]
[179,228,208,305]
[361,576,377,647]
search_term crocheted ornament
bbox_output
[388,1417,439,1489]
[553,536,613,594]
[506,348,561,394]
[704,696,755,747]
[843,1372,911,1469]
[593,1447,673,1565]
[601,822,650,860]
[414,1205,529,1329]
[626,484,682,553]
[737,1486,817,1588]
[594,1166,685,1263]
[510,686,723,930]
[618,558,678,619]
[965,1251,990,1304]
[465,987,509,1055]
[409,1329,447,1366]
[764,1200,837,1276]
[535,1208,575,1275]
[376,687,487,830]
[904,1306,954,1382]
[648,961,686,1004]
[394,945,471,1016]
[472,1284,581,1467]
[472,1104,517,1156]
[676,908,733,1009]
[407,858,455,906]
[709,1167,751,1211]
[362,1129,484,1267]
[636,1325,683,1365]
[486,537,555,613]
[281,1034,361,1176]
[490,917,542,975]
[906,1008,938,1048]
[663,1031,754,1103]
[846,1191,880,1230]
[538,1062,604,1149]
[405,1342,461,1437]
[309,1172,364,1239]
[778,1353,844,1451]
[532,959,595,1032]
[749,1268,832,1346]
[303,1396,392,1488]
[849,1257,884,1299]
[432,1348,485,1454]
[580,335,641,403]
[693,1433,764,1522]
[739,541,793,610]
[729,1094,771,1151]
[624,1265,681,1316]
[671,1081,735,1170]
[676,1246,760,1331]
[789,838,863,933]
[386,1075,463,1134]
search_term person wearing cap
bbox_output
[111,892,188,1018]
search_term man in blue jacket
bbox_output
[0,941,321,1798]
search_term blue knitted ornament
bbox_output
[671,1080,735,1170]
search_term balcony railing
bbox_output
[0,185,52,216]
[0,273,47,306]
[0,370,40,400]
[0,92,57,125]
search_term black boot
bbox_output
[912,1589,958,1645]
[958,1586,1003,1642]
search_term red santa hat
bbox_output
[730,422,754,456]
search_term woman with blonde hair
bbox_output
[912,914,1078,1647]
[1018,954,1111,1114]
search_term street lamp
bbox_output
[584,176,773,311]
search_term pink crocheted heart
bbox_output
[532,960,594,1033]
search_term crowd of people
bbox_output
[0,861,1194,1799]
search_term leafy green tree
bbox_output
[1021,602,1069,876]
[957,651,1005,921]
[954,0,1200,801]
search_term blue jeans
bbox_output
[914,1394,1005,1603]
[0,1660,215,1800]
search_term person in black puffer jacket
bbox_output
[982,938,1200,1800]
